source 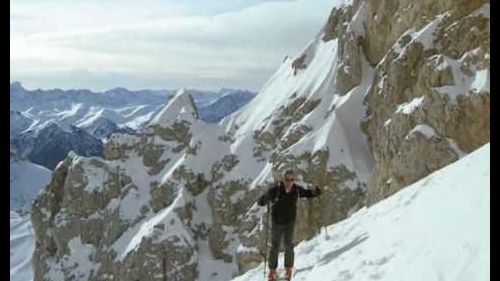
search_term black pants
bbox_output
[268,221,295,269]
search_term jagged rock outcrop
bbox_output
[319,0,489,203]
[31,0,489,280]
[358,0,489,203]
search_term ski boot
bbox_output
[268,269,277,281]
[285,267,293,281]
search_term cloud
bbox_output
[10,0,339,91]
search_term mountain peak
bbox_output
[147,88,198,128]
[10,82,25,92]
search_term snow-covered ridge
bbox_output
[233,143,490,281]
[148,89,198,128]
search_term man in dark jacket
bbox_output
[257,169,321,281]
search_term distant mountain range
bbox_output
[10,82,255,170]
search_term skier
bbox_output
[257,169,321,281]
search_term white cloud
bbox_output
[10,0,339,91]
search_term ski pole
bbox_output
[318,189,328,238]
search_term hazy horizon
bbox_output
[10,0,338,92]
[10,80,256,93]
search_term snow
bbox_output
[182,122,231,176]
[249,162,274,190]
[45,237,101,281]
[472,3,490,19]
[148,88,197,128]
[283,55,374,186]
[385,11,450,65]
[383,119,392,128]
[431,49,490,101]
[405,124,439,141]
[81,161,108,193]
[10,110,35,137]
[198,239,239,281]
[447,138,466,159]
[471,69,490,93]
[232,143,490,281]
[111,189,196,261]
[395,96,425,115]
[347,1,367,37]
[230,190,247,204]
[224,25,373,189]
[10,211,35,281]
[10,159,52,213]
[413,12,450,50]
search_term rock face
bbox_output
[357,0,490,203]
[320,0,489,203]
[31,0,489,280]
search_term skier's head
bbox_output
[282,169,296,188]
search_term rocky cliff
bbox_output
[31,0,489,280]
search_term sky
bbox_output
[10,0,339,92]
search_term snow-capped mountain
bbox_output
[11,122,104,170]
[10,83,255,137]
[233,143,490,281]
[10,84,255,169]
[10,110,33,139]
[29,0,489,280]
[198,90,256,123]
[80,117,137,140]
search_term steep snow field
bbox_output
[10,160,52,213]
[233,143,490,281]
[11,211,35,281]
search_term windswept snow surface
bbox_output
[10,160,52,213]
[10,211,35,281]
[10,159,51,281]
[233,143,490,281]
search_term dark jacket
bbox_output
[257,182,320,224]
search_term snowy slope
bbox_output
[233,143,490,281]
[10,211,35,281]
[218,29,374,190]
[10,159,52,213]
